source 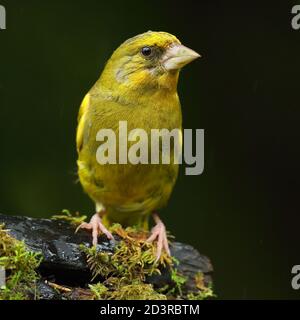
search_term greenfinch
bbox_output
[76,31,200,259]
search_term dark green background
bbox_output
[0,0,299,299]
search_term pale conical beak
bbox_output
[162,44,201,71]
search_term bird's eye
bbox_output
[141,46,152,57]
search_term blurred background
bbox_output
[0,0,299,299]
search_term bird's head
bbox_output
[98,31,201,99]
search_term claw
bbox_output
[76,213,114,245]
[146,213,170,262]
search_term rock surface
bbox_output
[0,214,213,298]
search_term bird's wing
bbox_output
[76,93,90,153]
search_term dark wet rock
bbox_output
[147,242,213,293]
[171,242,213,292]
[34,280,61,300]
[0,214,213,295]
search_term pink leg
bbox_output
[76,213,114,246]
[146,213,171,261]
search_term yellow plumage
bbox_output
[76,31,199,235]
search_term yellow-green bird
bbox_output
[76,31,200,259]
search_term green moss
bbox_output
[89,279,166,300]
[88,282,108,299]
[170,267,187,296]
[0,224,42,300]
[107,280,166,300]
[187,287,215,300]
[83,224,171,280]
[187,272,215,300]
[80,224,172,300]
[80,224,214,300]
[52,209,87,226]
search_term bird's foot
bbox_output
[146,213,171,262]
[76,213,114,246]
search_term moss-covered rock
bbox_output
[0,224,42,300]
[0,213,214,300]
[79,224,214,300]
